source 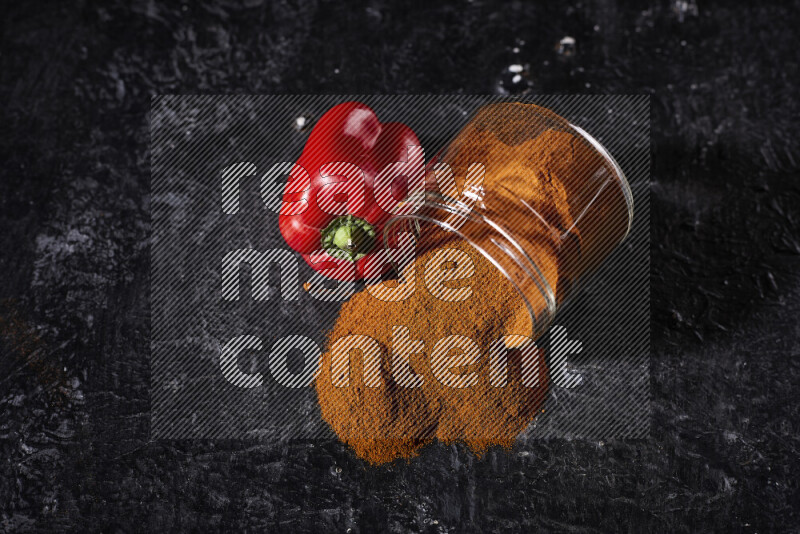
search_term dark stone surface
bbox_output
[0,0,798,531]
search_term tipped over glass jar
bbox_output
[384,102,634,340]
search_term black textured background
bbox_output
[1,0,798,532]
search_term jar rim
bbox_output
[382,196,558,338]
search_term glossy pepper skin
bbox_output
[279,102,422,281]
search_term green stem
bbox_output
[320,215,376,261]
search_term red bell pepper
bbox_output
[279,101,423,281]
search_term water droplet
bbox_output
[593,25,600,32]
[673,0,699,22]
[512,47,520,53]
[585,82,591,88]
[294,114,314,132]
[334,68,340,74]
[495,64,533,95]
[556,36,576,57]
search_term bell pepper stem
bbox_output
[321,215,376,261]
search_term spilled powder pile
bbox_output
[315,114,612,464]
[314,232,550,464]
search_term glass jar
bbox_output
[383,102,634,340]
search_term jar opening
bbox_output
[383,200,558,339]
